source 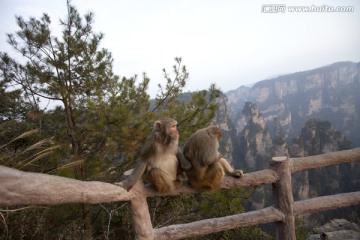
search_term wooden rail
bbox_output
[1,147,360,239]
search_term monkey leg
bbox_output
[146,168,178,193]
[219,158,243,178]
[187,162,224,191]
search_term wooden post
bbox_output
[270,156,296,240]
[123,171,154,240]
[129,183,154,240]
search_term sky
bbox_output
[1,0,360,98]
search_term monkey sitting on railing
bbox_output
[183,125,243,191]
[115,118,190,193]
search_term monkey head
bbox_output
[207,125,222,140]
[153,118,179,144]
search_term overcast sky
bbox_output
[1,0,360,97]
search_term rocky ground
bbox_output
[307,219,360,240]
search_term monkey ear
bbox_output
[154,120,162,131]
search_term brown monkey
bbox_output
[115,118,191,193]
[183,125,243,191]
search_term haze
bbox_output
[1,0,359,97]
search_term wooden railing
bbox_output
[1,148,360,239]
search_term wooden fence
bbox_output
[1,148,360,239]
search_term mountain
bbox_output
[225,61,360,147]
[213,61,360,223]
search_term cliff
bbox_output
[213,61,360,219]
[226,61,360,147]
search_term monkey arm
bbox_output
[176,147,192,170]
[114,160,147,191]
[218,158,243,178]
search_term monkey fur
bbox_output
[115,118,190,193]
[183,125,243,191]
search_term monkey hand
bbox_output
[180,159,192,170]
[230,169,243,178]
[177,152,192,170]
[177,171,187,182]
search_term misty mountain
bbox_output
[213,61,360,227]
[225,61,360,147]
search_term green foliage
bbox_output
[0,81,31,122]
[0,1,276,240]
[198,189,244,219]
[146,189,273,240]
[295,218,308,240]
[0,1,120,187]
[196,227,274,240]
[0,121,60,172]
[0,1,223,239]
[152,57,220,141]
[0,0,221,173]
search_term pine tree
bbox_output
[0,1,221,238]
[0,1,118,237]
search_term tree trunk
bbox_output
[63,98,93,239]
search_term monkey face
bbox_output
[169,123,179,140]
[154,118,179,142]
[216,131,222,140]
[209,126,222,140]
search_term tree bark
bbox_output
[271,156,296,240]
[292,147,360,173]
[293,191,360,216]
[129,182,154,240]
[1,148,360,239]
[0,165,133,206]
[154,207,284,240]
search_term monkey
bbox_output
[115,118,191,193]
[183,125,243,191]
